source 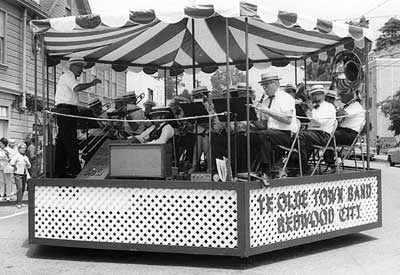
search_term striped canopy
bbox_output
[30,1,372,74]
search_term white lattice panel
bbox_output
[34,186,238,248]
[250,177,379,247]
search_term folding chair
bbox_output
[311,120,338,176]
[275,119,302,178]
[338,119,366,171]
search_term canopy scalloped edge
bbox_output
[30,3,373,41]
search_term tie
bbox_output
[268,95,275,108]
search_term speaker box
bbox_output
[109,143,172,178]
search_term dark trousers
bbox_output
[15,174,27,204]
[258,129,292,172]
[175,133,195,163]
[299,130,330,169]
[55,105,81,177]
[324,127,357,166]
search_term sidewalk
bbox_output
[0,192,29,219]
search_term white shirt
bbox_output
[6,147,18,160]
[308,100,337,134]
[134,123,174,144]
[10,153,31,175]
[261,89,296,132]
[340,101,365,132]
[55,70,79,105]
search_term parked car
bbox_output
[341,143,376,161]
[387,145,400,166]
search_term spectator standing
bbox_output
[27,137,41,178]
[6,139,18,196]
[375,136,381,155]
[0,139,11,201]
[10,143,31,208]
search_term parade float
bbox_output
[28,1,381,257]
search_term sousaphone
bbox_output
[331,50,363,94]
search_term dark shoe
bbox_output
[324,166,337,174]
[302,166,313,176]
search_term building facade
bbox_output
[368,47,400,142]
[0,0,127,144]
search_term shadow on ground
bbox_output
[25,233,377,270]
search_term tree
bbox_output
[377,90,400,135]
[152,72,183,100]
[210,67,246,91]
[375,17,400,52]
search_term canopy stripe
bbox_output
[30,2,372,72]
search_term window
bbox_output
[104,70,110,98]
[0,106,8,118]
[0,10,6,64]
[0,106,9,138]
[65,0,72,16]
[111,70,117,98]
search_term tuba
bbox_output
[331,50,363,94]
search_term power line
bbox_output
[332,14,399,22]
[362,0,392,16]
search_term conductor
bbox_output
[54,57,102,178]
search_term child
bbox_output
[10,143,31,208]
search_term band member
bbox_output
[170,95,195,168]
[143,100,156,119]
[189,86,224,173]
[253,72,297,178]
[123,92,147,136]
[284,83,297,99]
[324,90,365,172]
[299,85,336,174]
[54,57,101,178]
[130,107,175,144]
[325,89,338,107]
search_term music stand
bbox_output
[212,97,258,177]
[212,97,257,122]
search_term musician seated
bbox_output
[122,91,147,136]
[323,90,365,173]
[252,72,297,178]
[129,107,175,144]
[143,99,156,119]
[325,89,339,109]
[189,86,218,173]
[170,95,195,169]
[107,96,129,139]
[299,85,336,174]
[213,83,259,173]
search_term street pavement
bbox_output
[0,158,399,275]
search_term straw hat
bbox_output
[258,72,281,85]
[67,57,87,68]
[173,95,190,104]
[285,83,297,93]
[149,106,175,118]
[308,84,327,95]
[191,86,209,96]
[88,98,102,109]
[326,89,338,99]
[236,82,253,90]
[143,100,156,107]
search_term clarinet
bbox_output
[259,94,265,104]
